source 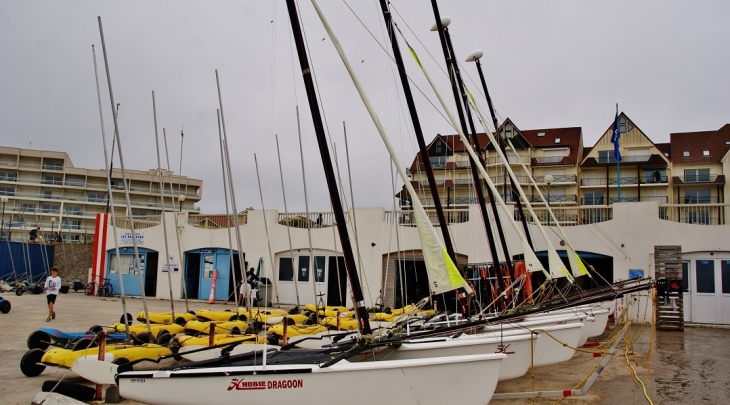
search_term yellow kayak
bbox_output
[107,323,184,345]
[176,334,263,347]
[183,320,249,336]
[136,311,197,325]
[267,324,329,340]
[41,344,171,368]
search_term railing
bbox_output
[114,215,162,230]
[596,154,650,164]
[384,208,470,226]
[486,155,530,165]
[659,204,726,225]
[277,212,342,229]
[680,196,720,204]
[677,174,720,183]
[422,197,479,206]
[515,206,613,226]
[533,156,570,164]
[188,213,247,229]
[0,160,17,168]
[534,174,577,184]
[0,174,17,182]
[527,194,578,204]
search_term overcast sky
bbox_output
[1,1,728,214]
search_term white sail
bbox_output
[310,0,469,295]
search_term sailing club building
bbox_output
[3,115,730,326]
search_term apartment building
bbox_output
[403,114,729,226]
[0,146,203,244]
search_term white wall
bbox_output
[104,202,730,309]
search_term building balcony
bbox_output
[534,174,577,184]
[485,155,530,166]
[581,196,670,205]
[531,156,576,166]
[672,174,724,185]
[528,194,578,204]
[581,176,669,187]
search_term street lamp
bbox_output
[1,196,7,240]
[51,217,56,243]
[544,174,554,225]
[178,194,185,211]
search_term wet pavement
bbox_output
[0,292,729,404]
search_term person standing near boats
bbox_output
[44,266,61,322]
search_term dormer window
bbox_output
[554,138,560,143]
[703,150,710,156]
[683,151,690,157]
[537,132,545,137]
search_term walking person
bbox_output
[44,266,61,322]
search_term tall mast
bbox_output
[285,0,371,335]
[429,2,511,303]
[377,0,455,263]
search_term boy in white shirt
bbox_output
[44,266,61,322]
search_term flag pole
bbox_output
[612,104,621,202]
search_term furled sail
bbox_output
[310,0,469,295]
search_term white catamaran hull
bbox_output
[118,353,506,405]
[350,332,535,382]
[480,322,584,367]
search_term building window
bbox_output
[597,151,616,163]
[64,206,83,216]
[695,260,715,293]
[435,141,442,153]
[66,177,85,187]
[0,187,14,196]
[554,138,560,143]
[314,256,326,283]
[583,191,604,205]
[644,169,665,183]
[88,193,107,203]
[42,176,62,185]
[41,204,59,214]
[0,172,17,181]
[684,189,710,204]
[278,257,294,282]
[297,256,310,282]
[430,157,447,168]
[684,168,710,182]
[537,132,545,137]
[682,151,690,157]
[19,203,36,213]
[702,150,710,156]
[721,260,730,294]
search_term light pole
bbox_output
[51,217,56,242]
[1,196,7,240]
[178,194,185,211]
[545,174,554,225]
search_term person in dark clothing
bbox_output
[51,232,62,245]
[246,268,259,288]
[29,227,40,242]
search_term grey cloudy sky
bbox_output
[1,1,728,214]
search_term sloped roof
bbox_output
[521,127,582,162]
[669,124,730,164]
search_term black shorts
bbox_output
[47,294,57,304]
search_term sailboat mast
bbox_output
[285,0,371,335]
[377,0,456,263]
[429,2,510,303]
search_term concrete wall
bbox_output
[103,202,730,309]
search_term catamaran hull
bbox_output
[351,333,534,382]
[118,353,505,405]
[480,322,584,367]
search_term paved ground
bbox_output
[0,292,728,404]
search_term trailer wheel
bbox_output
[16,288,24,296]
[20,349,46,377]
[27,331,51,350]
[0,299,10,314]
[156,332,173,346]
[120,313,133,326]
[133,332,152,345]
